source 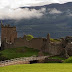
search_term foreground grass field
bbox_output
[0,63,72,72]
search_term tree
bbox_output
[26,35,34,41]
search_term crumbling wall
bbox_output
[66,43,72,56]
[13,37,45,50]
[4,43,14,49]
[29,38,44,50]
[45,42,63,55]
[14,37,29,48]
[2,36,64,56]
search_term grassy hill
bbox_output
[0,47,39,60]
[0,46,72,63]
[0,46,66,61]
[0,63,72,72]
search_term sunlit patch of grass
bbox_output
[0,63,72,72]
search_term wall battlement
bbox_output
[1,22,16,28]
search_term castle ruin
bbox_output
[1,22,72,57]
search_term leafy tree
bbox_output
[26,35,34,41]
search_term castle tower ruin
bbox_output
[1,22,17,44]
[47,33,50,43]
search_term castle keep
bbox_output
[1,23,17,43]
[1,23,72,57]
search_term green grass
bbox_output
[49,56,66,60]
[64,56,72,63]
[50,38,61,42]
[0,64,72,72]
[0,47,39,59]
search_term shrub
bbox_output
[26,34,34,41]
[0,55,8,61]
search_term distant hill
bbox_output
[1,2,72,38]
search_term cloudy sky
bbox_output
[0,0,71,20]
[0,0,72,20]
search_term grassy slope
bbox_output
[0,64,72,72]
[64,56,72,63]
[49,56,65,60]
[0,47,39,59]
[0,47,66,61]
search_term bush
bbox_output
[0,54,8,61]
[0,53,2,56]
[0,56,9,61]
[26,35,34,41]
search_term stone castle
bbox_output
[1,22,72,57]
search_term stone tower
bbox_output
[45,33,50,53]
[47,33,50,43]
[1,21,17,44]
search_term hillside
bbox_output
[0,47,39,60]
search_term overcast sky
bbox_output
[0,0,72,20]
[0,0,71,21]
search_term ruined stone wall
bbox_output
[14,37,29,48]
[4,43,14,49]
[29,38,44,50]
[45,42,63,55]
[13,37,45,50]
[65,43,72,56]
[2,36,64,56]
[4,37,46,51]
[1,38,14,49]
